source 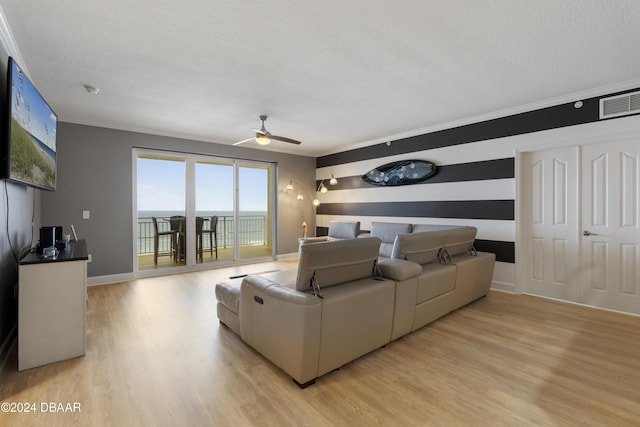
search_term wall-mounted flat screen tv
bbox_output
[1,57,57,191]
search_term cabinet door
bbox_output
[19,260,87,370]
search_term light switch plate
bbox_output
[82,210,90,219]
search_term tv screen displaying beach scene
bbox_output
[5,57,57,191]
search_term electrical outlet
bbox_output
[88,254,92,263]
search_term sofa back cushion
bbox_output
[390,231,445,264]
[411,224,465,233]
[370,222,412,257]
[296,237,382,292]
[443,226,477,256]
[328,221,361,239]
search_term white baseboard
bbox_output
[490,280,516,293]
[276,252,298,260]
[522,293,640,317]
[87,273,135,287]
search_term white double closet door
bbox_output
[521,138,640,315]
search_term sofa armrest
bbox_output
[299,236,329,244]
[378,258,422,282]
[240,275,323,385]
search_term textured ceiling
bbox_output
[1,0,639,157]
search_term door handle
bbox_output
[583,230,597,236]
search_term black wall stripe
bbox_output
[431,158,514,183]
[317,88,640,168]
[318,158,514,190]
[314,227,514,263]
[316,200,514,220]
[474,240,515,263]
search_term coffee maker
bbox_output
[38,226,63,253]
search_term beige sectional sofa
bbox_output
[215,221,495,387]
[218,237,391,387]
[368,222,496,339]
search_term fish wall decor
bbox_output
[362,160,437,186]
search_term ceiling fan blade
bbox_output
[271,135,302,145]
[232,138,255,146]
[252,129,268,136]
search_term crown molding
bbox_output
[319,77,640,158]
[0,4,28,76]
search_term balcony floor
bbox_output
[138,245,273,271]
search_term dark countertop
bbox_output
[20,240,89,265]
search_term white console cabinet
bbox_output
[18,240,88,371]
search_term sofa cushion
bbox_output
[370,222,412,257]
[411,224,465,233]
[443,226,478,257]
[327,221,361,239]
[390,231,445,265]
[296,237,382,293]
[416,263,457,303]
[371,222,413,242]
[215,278,243,315]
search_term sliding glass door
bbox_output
[195,160,234,264]
[238,162,274,260]
[135,149,275,273]
[136,154,187,271]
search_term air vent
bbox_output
[600,91,640,119]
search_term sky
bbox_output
[10,59,57,150]
[137,157,269,212]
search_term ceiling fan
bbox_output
[233,115,302,146]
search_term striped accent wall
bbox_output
[315,87,640,291]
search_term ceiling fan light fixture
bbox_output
[83,84,100,94]
[255,134,271,145]
[234,115,301,146]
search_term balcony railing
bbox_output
[137,215,267,255]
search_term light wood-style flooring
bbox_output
[1,259,639,426]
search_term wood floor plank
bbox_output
[1,260,640,426]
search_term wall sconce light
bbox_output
[296,191,304,200]
[314,179,327,206]
[286,180,294,191]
